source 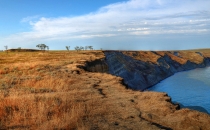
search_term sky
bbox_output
[0,0,210,50]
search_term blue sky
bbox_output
[0,0,210,50]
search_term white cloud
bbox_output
[21,15,40,23]
[2,0,210,49]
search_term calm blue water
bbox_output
[148,67,210,114]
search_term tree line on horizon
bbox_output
[2,44,95,52]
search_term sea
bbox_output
[148,66,210,114]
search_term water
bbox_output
[148,67,210,114]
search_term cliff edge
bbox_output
[103,51,210,90]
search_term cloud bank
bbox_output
[2,0,210,50]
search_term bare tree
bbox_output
[66,46,70,51]
[75,46,80,52]
[89,46,93,50]
[85,46,93,50]
[79,46,84,50]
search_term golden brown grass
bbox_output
[1,50,161,129]
[178,51,204,64]
[0,51,106,129]
[0,50,210,129]
[123,51,161,64]
[123,50,208,65]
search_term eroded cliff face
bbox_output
[84,59,108,73]
[79,51,210,129]
[103,51,210,91]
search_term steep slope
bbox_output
[83,50,210,129]
[104,51,210,91]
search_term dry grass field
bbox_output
[0,51,108,129]
[0,50,210,130]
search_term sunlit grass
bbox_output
[0,50,105,129]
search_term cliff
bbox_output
[80,50,210,129]
[103,51,210,91]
